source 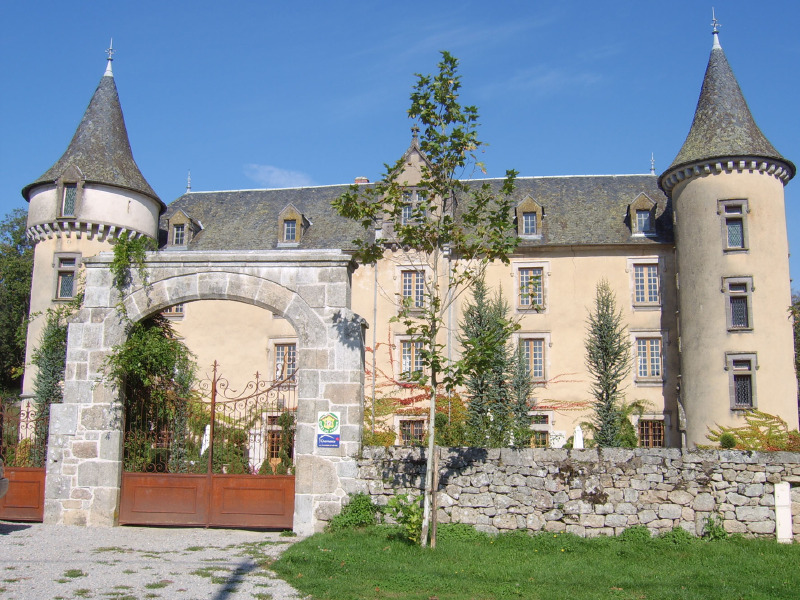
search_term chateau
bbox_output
[18,24,797,487]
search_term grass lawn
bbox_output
[272,525,800,600]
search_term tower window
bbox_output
[726,352,757,410]
[723,277,753,331]
[55,255,80,299]
[719,200,749,252]
[62,184,77,217]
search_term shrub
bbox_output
[385,493,424,544]
[719,432,737,449]
[656,526,696,547]
[702,514,728,541]
[437,523,488,543]
[619,525,652,543]
[327,493,381,531]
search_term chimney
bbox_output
[354,176,369,184]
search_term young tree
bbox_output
[0,209,34,392]
[585,279,631,447]
[333,51,518,546]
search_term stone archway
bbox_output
[45,250,365,535]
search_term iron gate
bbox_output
[119,362,296,528]
[0,397,48,521]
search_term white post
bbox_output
[774,481,793,544]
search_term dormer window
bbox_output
[284,219,297,242]
[522,212,537,235]
[173,224,185,245]
[628,193,657,236]
[278,204,307,246]
[62,184,77,217]
[636,210,653,234]
[399,190,425,225]
[515,196,543,239]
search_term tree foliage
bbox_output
[585,279,631,447]
[458,277,532,447]
[0,209,34,391]
[333,51,518,546]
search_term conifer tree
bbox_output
[585,279,630,447]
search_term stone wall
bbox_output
[358,446,800,539]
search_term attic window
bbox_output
[628,193,657,237]
[277,205,306,245]
[515,197,543,239]
[284,219,297,242]
[173,224,185,245]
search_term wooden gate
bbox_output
[119,362,296,529]
[0,398,48,521]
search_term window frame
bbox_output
[517,333,550,384]
[632,332,665,385]
[628,258,661,308]
[515,262,548,312]
[725,352,757,410]
[529,410,553,448]
[718,199,749,252]
[398,418,426,446]
[273,341,298,384]
[54,253,81,300]
[400,269,425,311]
[638,418,665,448]
[635,209,654,235]
[398,337,424,380]
[283,219,297,243]
[172,223,186,246]
[399,189,426,225]
[722,276,753,332]
[56,175,84,219]
[515,196,543,239]
[162,303,185,319]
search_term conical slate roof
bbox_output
[22,66,163,206]
[666,36,794,177]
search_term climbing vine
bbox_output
[109,232,156,293]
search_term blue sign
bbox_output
[317,433,340,448]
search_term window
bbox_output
[521,337,545,380]
[284,219,297,242]
[719,199,748,251]
[275,343,297,382]
[636,337,662,380]
[726,352,757,410]
[400,420,425,445]
[724,277,753,331]
[401,339,423,378]
[62,184,77,217]
[531,431,549,448]
[401,270,425,309]
[55,255,79,299]
[518,267,543,309]
[633,264,659,304]
[531,414,549,425]
[400,190,425,225]
[635,209,653,234]
[522,212,537,235]
[162,303,185,319]
[638,420,664,448]
[173,224,185,245]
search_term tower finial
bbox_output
[104,39,115,77]
[650,153,656,175]
[186,170,192,193]
[711,8,721,49]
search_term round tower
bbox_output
[20,47,164,399]
[659,27,797,447]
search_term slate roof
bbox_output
[663,39,794,179]
[160,174,671,252]
[22,70,162,206]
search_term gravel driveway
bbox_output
[0,520,305,600]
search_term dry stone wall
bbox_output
[358,446,800,539]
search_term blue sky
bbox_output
[2,1,799,285]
